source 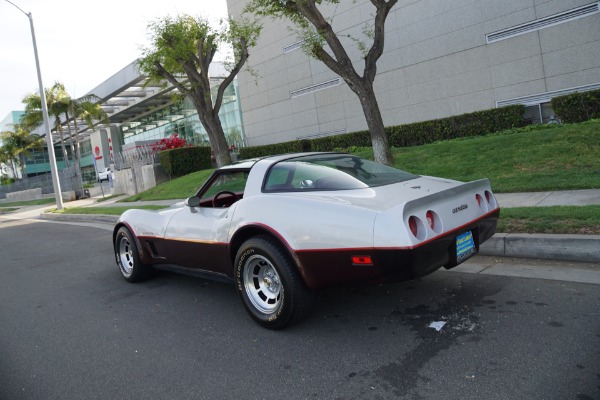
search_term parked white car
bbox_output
[113,152,500,329]
[98,167,111,182]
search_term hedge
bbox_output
[239,105,525,159]
[237,139,311,159]
[551,89,600,123]
[158,146,212,177]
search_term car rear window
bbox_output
[263,154,418,191]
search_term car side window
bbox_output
[200,171,248,201]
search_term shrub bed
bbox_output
[158,146,212,177]
[551,88,600,123]
[239,105,525,159]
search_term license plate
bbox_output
[456,231,476,263]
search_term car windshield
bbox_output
[264,154,418,191]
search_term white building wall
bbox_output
[227,0,600,146]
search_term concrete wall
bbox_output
[227,0,600,146]
[112,164,170,196]
[5,188,43,202]
[113,169,135,196]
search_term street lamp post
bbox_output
[4,0,63,209]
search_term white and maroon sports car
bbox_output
[114,152,500,329]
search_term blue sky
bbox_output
[0,0,228,119]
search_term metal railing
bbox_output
[113,145,158,171]
[0,164,83,199]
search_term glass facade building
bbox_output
[2,59,246,183]
[120,80,246,149]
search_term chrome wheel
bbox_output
[114,226,154,282]
[117,235,134,276]
[243,254,282,314]
[235,236,315,329]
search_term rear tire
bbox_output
[234,236,315,329]
[115,226,155,282]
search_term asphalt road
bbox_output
[0,219,599,400]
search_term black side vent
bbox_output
[147,241,160,257]
[283,40,305,54]
[290,78,341,98]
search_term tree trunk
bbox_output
[68,119,84,193]
[65,120,77,166]
[68,119,81,166]
[19,154,28,180]
[190,98,232,168]
[355,83,393,166]
[9,160,19,180]
[204,117,232,168]
[58,130,69,167]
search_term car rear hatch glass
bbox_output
[263,153,418,192]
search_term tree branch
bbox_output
[153,61,198,104]
[364,0,398,83]
[288,1,363,86]
[213,38,249,117]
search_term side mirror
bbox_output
[185,196,201,208]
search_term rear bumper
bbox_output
[295,209,500,290]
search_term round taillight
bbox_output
[426,210,434,229]
[407,216,427,240]
[409,216,418,237]
[476,194,488,213]
[425,210,442,233]
[485,190,497,208]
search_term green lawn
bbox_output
[385,121,600,193]
[119,169,214,202]
[0,207,19,214]
[121,121,599,203]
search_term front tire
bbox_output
[115,226,155,282]
[235,236,315,329]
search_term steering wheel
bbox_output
[212,191,241,208]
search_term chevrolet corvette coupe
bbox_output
[114,152,500,329]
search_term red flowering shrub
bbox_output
[152,134,188,151]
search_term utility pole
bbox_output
[4,0,63,209]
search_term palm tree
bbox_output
[22,82,72,167]
[22,82,110,169]
[0,124,44,179]
[64,95,109,165]
[0,142,19,179]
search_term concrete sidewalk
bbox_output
[3,188,600,264]
[495,189,600,207]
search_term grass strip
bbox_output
[95,194,125,203]
[0,198,55,207]
[498,205,600,234]
[47,205,168,215]
[0,208,19,214]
